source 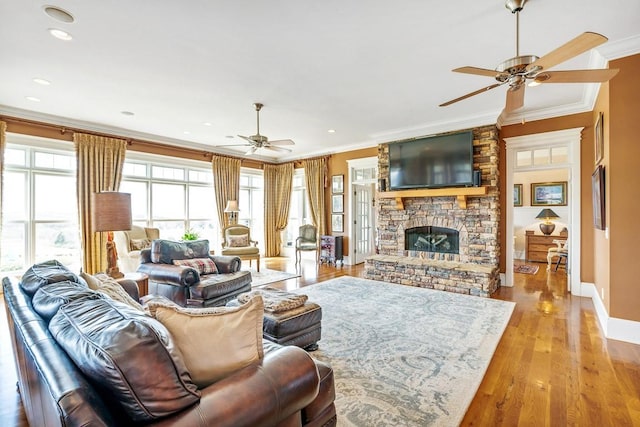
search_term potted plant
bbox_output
[181,228,199,241]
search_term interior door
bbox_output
[353,184,374,264]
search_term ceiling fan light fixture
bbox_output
[505,0,526,13]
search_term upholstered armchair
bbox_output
[114,225,160,273]
[295,224,319,264]
[221,224,261,272]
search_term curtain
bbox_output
[263,163,294,257]
[303,157,328,236]
[211,155,241,232]
[0,121,6,266]
[75,133,127,274]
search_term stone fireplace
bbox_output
[365,125,500,297]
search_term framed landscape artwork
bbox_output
[592,165,605,230]
[513,184,523,207]
[531,182,567,206]
[331,175,344,194]
[331,214,343,232]
[595,112,604,165]
[332,194,343,213]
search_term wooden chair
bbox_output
[295,224,319,264]
[221,224,260,272]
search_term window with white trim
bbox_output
[285,169,310,247]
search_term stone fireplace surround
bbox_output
[365,125,500,297]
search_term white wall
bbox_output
[513,169,569,259]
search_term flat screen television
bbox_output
[388,131,474,190]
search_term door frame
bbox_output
[504,127,582,294]
[346,156,378,265]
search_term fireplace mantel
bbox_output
[378,186,488,209]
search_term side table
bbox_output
[123,272,149,297]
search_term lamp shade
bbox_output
[535,208,560,220]
[224,200,239,213]
[92,192,132,232]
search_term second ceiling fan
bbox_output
[439,0,618,116]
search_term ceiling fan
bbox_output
[220,103,295,155]
[439,0,618,119]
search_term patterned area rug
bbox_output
[514,264,540,275]
[293,277,515,426]
[245,268,300,287]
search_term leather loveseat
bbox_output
[2,260,337,427]
[137,239,252,307]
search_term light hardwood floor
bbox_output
[2,258,639,426]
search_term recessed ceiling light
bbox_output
[121,111,135,116]
[328,129,336,133]
[183,131,191,135]
[33,78,51,85]
[48,28,73,41]
[225,135,235,139]
[43,6,75,23]
[25,96,41,102]
[203,122,212,126]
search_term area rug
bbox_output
[292,277,515,426]
[514,264,539,275]
[244,268,300,287]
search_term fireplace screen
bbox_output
[405,226,459,254]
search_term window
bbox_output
[1,140,81,275]
[285,169,310,246]
[120,155,218,247]
[238,169,264,252]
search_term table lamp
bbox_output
[92,192,132,278]
[224,200,240,225]
[535,208,560,235]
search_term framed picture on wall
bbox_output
[514,184,523,207]
[331,175,344,194]
[531,182,567,206]
[331,214,343,232]
[595,112,604,166]
[592,165,605,230]
[332,194,344,213]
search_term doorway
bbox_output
[505,128,582,295]
[347,157,378,265]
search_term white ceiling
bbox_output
[1,1,639,162]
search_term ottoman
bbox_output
[230,287,322,351]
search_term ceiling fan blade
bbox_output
[268,139,295,146]
[505,85,525,112]
[266,145,292,153]
[214,144,252,147]
[245,146,258,155]
[528,32,608,72]
[452,66,505,78]
[533,68,619,84]
[237,135,254,143]
[439,83,503,107]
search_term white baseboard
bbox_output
[582,282,640,345]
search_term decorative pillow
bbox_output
[151,239,210,264]
[227,234,249,248]
[237,287,308,313]
[32,280,103,322]
[79,270,101,291]
[173,258,218,275]
[48,298,200,422]
[149,295,264,388]
[20,259,82,297]
[92,273,144,312]
[130,237,152,251]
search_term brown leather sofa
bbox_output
[2,260,337,427]
[137,239,252,307]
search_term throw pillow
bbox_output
[79,270,101,290]
[227,234,249,248]
[172,257,218,275]
[92,273,144,312]
[20,259,82,297]
[130,237,152,251]
[48,298,200,422]
[149,295,264,388]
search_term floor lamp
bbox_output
[92,192,132,278]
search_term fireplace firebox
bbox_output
[405,226,459,254]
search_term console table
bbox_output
[525,230,567,263]
[320,235,343,266]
